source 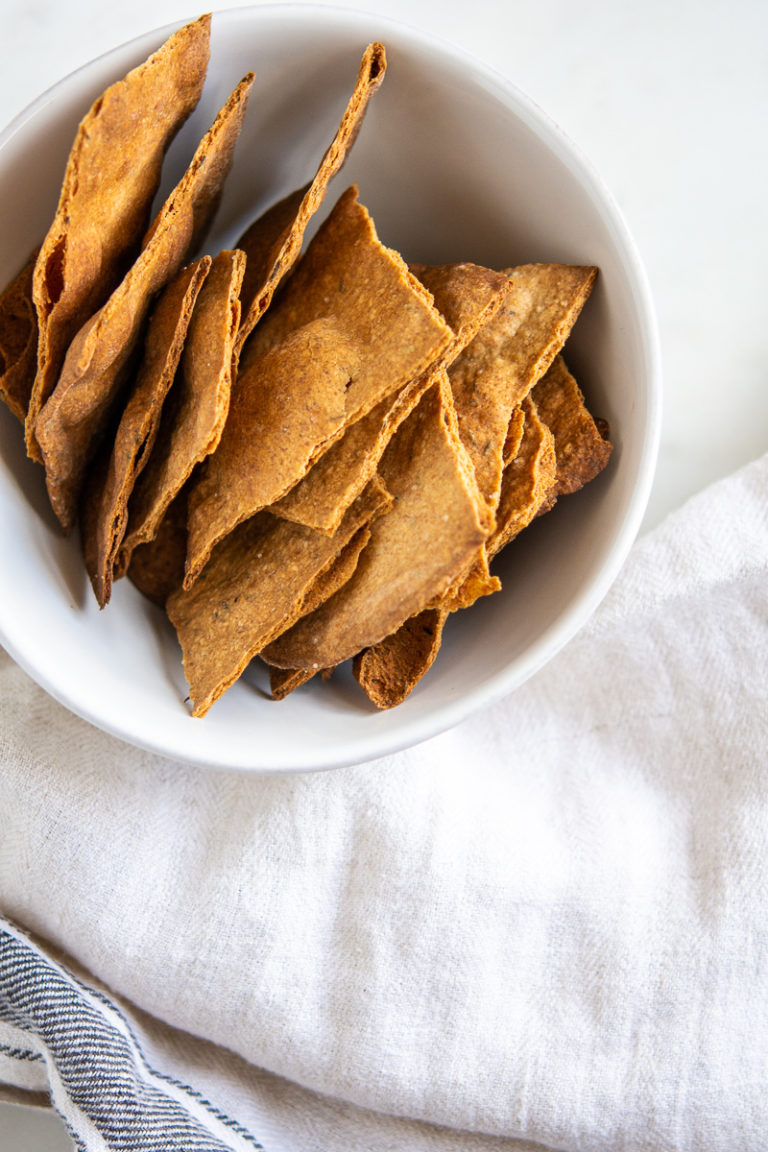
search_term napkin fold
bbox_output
[1,451,768,1152]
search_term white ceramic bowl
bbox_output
[0,5,661,771]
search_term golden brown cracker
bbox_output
[81,257,211,607]
[263,374,493,672]
[235,43,386,353]
[34,75,253,532]
[265,524,373,700]
[126,488,189,608]
[269,261,510,535]
[184,317,358,586]
[489,396,557,557]
[449,263,596,510]
[268,370,434,535]
[410,262,511,347]
[344,265,596,707]
[269,665,318,700]
[118,248,245,573]
[502,405,525,467]
[353,607,447,709]
[240,185,453,424]
[26,15,211,460]
[0,250,38,422]
[530,355,612,495]
[167,479,391,717]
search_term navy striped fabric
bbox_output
[0,917,264,1151]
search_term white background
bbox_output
[1,0,766,1146]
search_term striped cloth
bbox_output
[0,918,263,1152]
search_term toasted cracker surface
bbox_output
[269,261,511,535]
[118,249,245,575]
[240,185,453,425]
[531,355,613,495]
[235,43,386,354]
[353,607,447,709]
[126,488,189,608]
[26,15,211,461]
[0,251,39,422]
[184,317,357,585]
[34,74,252,532]
[167,479,390,716]
[489,396,557,557]
[263,374,492,671]
[81,257,211,607]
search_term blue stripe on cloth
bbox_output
[0,917,265,1152]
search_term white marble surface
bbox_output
[1,0,766,1147]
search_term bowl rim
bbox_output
[0,4,662,772]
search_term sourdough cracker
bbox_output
[127,488,189,608]
[262,374,493,672]
[167,479,391,716]
[118,249,245,573]
[353,607,447,709]
[26,15,212,460]
[235,43,386,354]
[489,396,557,557]
[0,251,38,422]
[240,185,453,424]
[265,524,374,699]
[531,355,613,496]
[269,261,511,535]
[80,257,211,607]
[34,75,253,532]
[184,317,358,586]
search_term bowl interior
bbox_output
[0,5,660,771]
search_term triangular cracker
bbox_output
[352,264,596,708]
[268,261,511,536]
[240,185,453,424]
[262,373,493,672]
[126,488,189,608]
[530,355,613,496]
[352,607,447,710]
[235,42,386,354]
[80,257,211,607]
[184,316,358,587]
[167,479,392,716]
[488,396,557,557]
[26,15,211,460]
[117,248,245,573]
[449,262,596,512]
[34,74,253,532]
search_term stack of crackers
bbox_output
[0,15,612,715]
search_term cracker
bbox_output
[184,316,357,587]
[26,15,211,460]
[235,43,386,354]
[449,262,596,512]
[167,479,391,716]
[530,355,612,495]
[117,248,245,574]
[265,523,373,699]
[269,261,511,535]
[488,395,557,557]
[0,250,38,422]
[80,257,211,607]
[353,607,447,709]
[262,373,493,672]
[126,488,189,608]
[34,74,253,532]
[240,185,453,425]
[351,263,596,708]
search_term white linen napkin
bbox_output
[1,450,767,1152]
